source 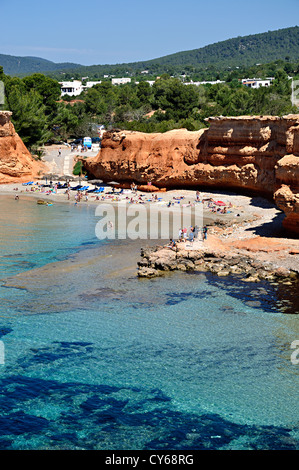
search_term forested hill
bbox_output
[42,26,299,78]
[50,26,299,79]
[146,26,299,68]
[1,26,299,77]
[0,54,81,76]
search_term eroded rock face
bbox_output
[275,154,299,192]
[0,111,15,137]
[274,184,299,233]
[83,114,299,233]
[0,111,44,183]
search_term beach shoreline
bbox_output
[1,180,299,278]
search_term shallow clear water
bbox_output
[0,196,298,450]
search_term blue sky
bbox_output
[1,0,298,65]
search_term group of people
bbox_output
[74,191,83,203]
[70,144,90,153]
[178,225,208,243]
[168,225,208,249]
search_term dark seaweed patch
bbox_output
[0,372,297,450]
[0,411,48,436]
[14,341,96,370]
[0,327,13,338]
[165,290,215,306]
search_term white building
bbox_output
[111,77,131,85]
[60,80,84,96]
[60,80,102,96]
[135,80,156,87]
[241,78,274,89]
[85,81,102,88]
[184,80,225,86]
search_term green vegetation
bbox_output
[73,160,85,176]
[143,26,299,70]
[0,60,297,152]
[45,26,299,81]
[1,26,298,80]
[0,54,81,76]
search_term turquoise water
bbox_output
[0,196,298,450]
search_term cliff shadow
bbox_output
[245,195,299,239]
[193,128,209,163]
[194,188,297,239]
[243,211,289,238]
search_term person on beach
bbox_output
[168,239,176,249]
[202,225,208,241]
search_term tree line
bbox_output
[0,66,297,152]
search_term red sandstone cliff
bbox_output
[0,111,45,183]
[83,114,299,234]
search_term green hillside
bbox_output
[0,54,81,76]
[51,26,299,79]
[1,26,299,77]
[144,26,299,69]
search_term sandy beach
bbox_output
[0,179,281,225]
[1,180,299,276]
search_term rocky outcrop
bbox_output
[273,152,299,232]
[84,128,206,190]
[0,111,44,183]
[137,243,299,282]
[275,154,299,191]
[274,184,299,233]
[83,114,299,234]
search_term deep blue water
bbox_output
[0,195,298,450]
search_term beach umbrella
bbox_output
[58,175,75,182]
[42,173,59,182]
[88,179,103,184]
